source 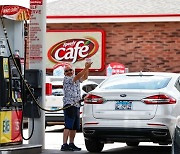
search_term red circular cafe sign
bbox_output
[106,62,125,76]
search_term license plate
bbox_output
[115,101,132,110]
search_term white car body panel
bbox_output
[92,90,159,120]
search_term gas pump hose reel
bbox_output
[0,17,82,140]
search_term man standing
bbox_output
[61,61,92,151]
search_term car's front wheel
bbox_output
[126,141,139,146]
[85,139,104,152]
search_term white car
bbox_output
[45,80,98,126]
[82,72,180,152]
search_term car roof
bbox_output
[50,79,98,86]
[112,72,180,78]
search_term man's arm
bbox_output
[73,62,92,82]
[81,69,89,82]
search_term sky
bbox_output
[0,0,30,8]
[0,0,57,8]
[47,0,58,3]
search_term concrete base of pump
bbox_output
[0,144,42,154]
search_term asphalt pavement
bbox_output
[23,125,172,154]
[40,146,171,154]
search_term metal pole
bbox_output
[28,0,46,149]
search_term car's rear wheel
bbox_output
[126,141,139,146]
[85,139,104,152]
[172,127,180,154]
[172,141,180,154]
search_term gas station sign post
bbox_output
[29,0,46,148]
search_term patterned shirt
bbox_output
[63,76,81,108]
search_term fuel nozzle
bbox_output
[14,50,20,58]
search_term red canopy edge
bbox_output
[0,5,31,21]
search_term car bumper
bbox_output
[83,127,171,143]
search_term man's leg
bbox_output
[61,128,74,151]
[69,130,76,143]
[69,107,80,143]
[69,130,81,151]
[63,105,74,144]
[61,106,74,151]
[63,129,70,144]
[69,107,81,151]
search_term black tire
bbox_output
[172,127,180,154]
[172,141,180,154]
[85,139,104,152]
[126,141,139,146]
[172,137,180,154]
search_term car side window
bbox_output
[175,77,180,92]
[82,84,98,93]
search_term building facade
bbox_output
[46,0,180,76]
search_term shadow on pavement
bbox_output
[103,145,171,154]
[41,145,171,154]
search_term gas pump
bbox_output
[0,4,31,146]
[0,55,23,146]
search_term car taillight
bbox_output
[84,94,104,104]
[142,94,176,104]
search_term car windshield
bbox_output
[99,75,171,90]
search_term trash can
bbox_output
[46,83,52,95]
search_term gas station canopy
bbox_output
[0,0,31,21]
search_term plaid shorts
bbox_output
[63,105,80,130]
